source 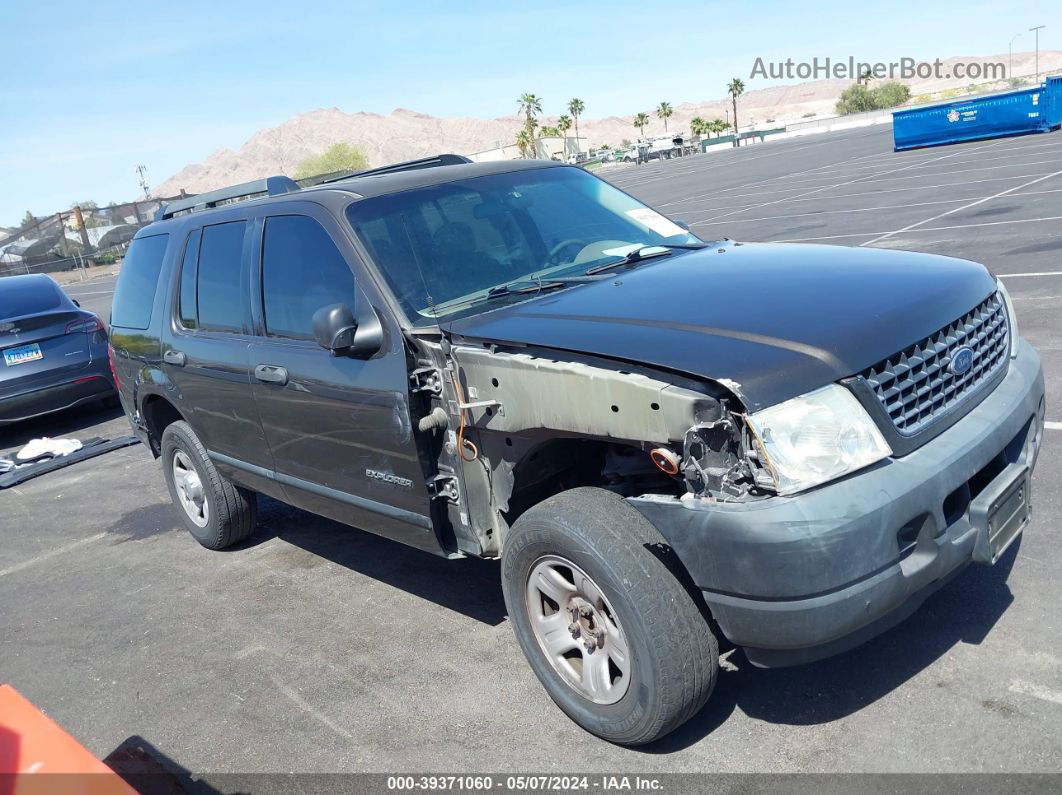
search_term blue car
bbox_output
[0,274,115,425]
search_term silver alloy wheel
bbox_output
[172,449,209,528]
[525,555,632,704]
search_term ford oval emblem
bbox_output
[950,347,974,376]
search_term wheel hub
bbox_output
[567,596,604,652]
[172,450,209,528]
[525,555,632,704]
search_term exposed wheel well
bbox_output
[503,438,719,633]
[141,395,184,457]
[503,437,682,526]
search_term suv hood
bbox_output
[445,241,998,410]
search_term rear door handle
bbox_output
[254,364,288,385]
[163,350,186,366]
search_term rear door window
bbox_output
[260,215,356,341]
[177,229,202,329]
[197,221,247,333]
[110,233,169,329]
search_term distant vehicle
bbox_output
[0,274,115,424]
[565,151,589,165]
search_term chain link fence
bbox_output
[0,196,184,279]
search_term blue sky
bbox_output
[1,0,1059,226]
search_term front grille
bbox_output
[859,292,1009,434]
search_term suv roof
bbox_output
[152,155,566,225]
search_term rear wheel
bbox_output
[161,420,256,550]
[502,487,718,745]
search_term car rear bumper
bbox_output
[630,338,1045,668]
[0,367,115,425]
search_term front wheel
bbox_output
[502,487,718,745]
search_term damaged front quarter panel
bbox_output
[446,345,772,537]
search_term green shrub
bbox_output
[293,143,369,180]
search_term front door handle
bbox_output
[254,364,288,385]
[163,350,186,366]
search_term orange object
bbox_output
[0,685,135,795]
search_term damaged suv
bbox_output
[110,155,1045,745]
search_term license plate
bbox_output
[3,343,43,366]
[979,466,1030,564]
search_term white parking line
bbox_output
[775,141,1062,182]
[860,168,1062,247]
[690,140,1009,227]
[667,169,1048,213]
[687,196,981,226]
[728,155,1062,196]
[0,532,108,578]
[1010,679,1062,704]
[656,144,893,208]
[687,187,1062,227]
[770,214,1062,243]
[858,170,1062,248]
[999,271,1062,278]
[1045,422,1062,431]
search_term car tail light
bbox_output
[107,343,120,389]
[65,316,104,334]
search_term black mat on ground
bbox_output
[0,436,140,489]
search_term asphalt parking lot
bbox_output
[3,124,1061,778]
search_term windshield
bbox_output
[345,166,703,325]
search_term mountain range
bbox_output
[156,51,1062,196]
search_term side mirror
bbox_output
[673,219,691,232]
[312,302,385,359]
[312,304,357,353]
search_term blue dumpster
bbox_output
[892,84,1057,151]
[1047,76,1062,129]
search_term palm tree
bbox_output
[727,78,745,144]
[515,129,533,158]
[633,112,650,138]
[656,101,673,133]
[557,115,572,136]
[690,116,706,138]
[539,126,561,138]
[518,93,543,158]
[567,98,585,142]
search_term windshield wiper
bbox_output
[485,274,607,299]
[584,243,707,275]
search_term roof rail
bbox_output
[156,175,300,221]
[321,153,472,184]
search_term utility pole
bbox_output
[1009,33,1021,79]
[72,205,90,250]
[1030,25,1046,82]
[135,164,151,200]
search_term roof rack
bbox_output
[156,175,300,221]
[321,153,472,184]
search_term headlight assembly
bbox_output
[996,278,1019,358]
[745,384,892,496]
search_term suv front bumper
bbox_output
[630,339,1045,667]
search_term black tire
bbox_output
[160,420,257,550]
[502,487,718,745]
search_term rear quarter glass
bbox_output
[111,233,169,329]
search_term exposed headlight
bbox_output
[746,384,892,496]
[996,278,1019,358]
